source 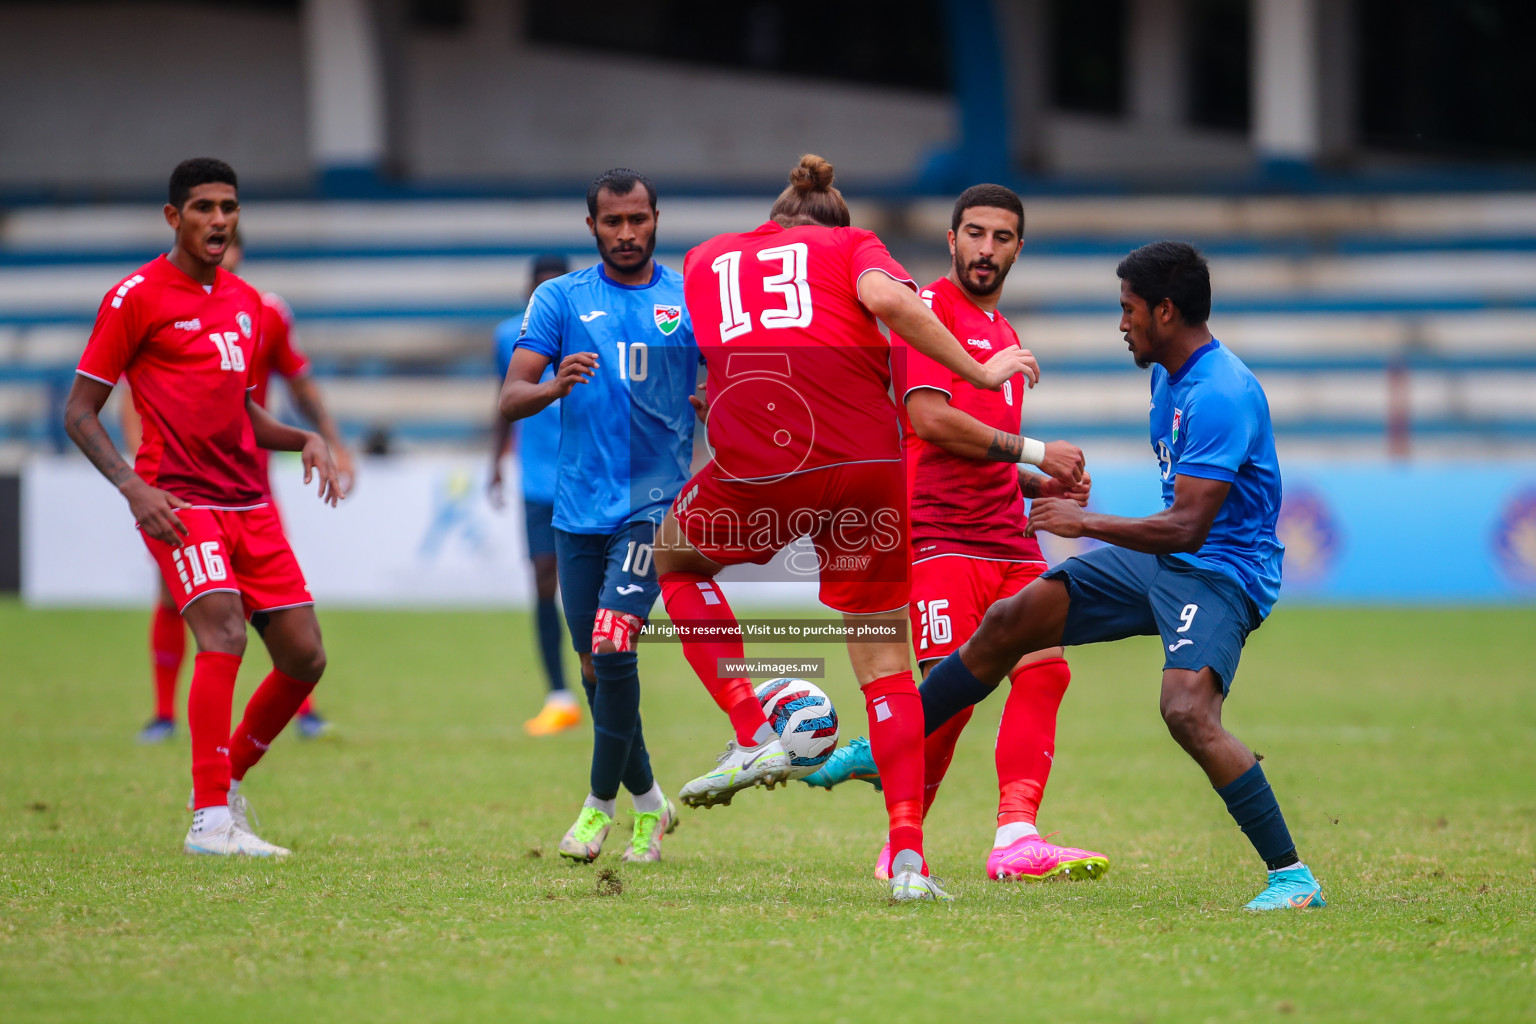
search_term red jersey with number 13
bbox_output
[684,222,915,479]
[894,276,1045,563]
[77,255,269,508]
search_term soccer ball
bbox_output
[754,678,839,779]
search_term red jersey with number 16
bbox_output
[77,255,269,508]
[684,221,915,480]
[894,276,1045,563]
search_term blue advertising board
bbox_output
[1037,462,1536,604]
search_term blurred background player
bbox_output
[656,155,1046,902]
[916,241,1324,911]
[64,158,343,856]
[804,184,1108,883]
[489,253,579,736]
[129,230,354,744]
[500,169,697,864]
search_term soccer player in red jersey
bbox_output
[806,184,1111,883]
[64,158,342,857]
[129,231,353,744]
[655,155,1047,901]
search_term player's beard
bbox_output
[600,233,656,276]
[956,257,1007,298]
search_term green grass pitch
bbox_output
[1,600,1532,1022]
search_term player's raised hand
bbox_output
[976,347,1040,390]
[1038,440,1085,484]
[550,352,599,397]
[1024,496,1087,539]
[122,477,191,545]
[301,433,343,507]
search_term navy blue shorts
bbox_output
[1042,546,1263,694]
[554,522,661,652]
[523,499,557,559]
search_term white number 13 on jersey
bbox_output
[710,243,814,341]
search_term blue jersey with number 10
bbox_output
[514,263,699,535]
[1150,339,1285,618]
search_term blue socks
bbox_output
[535,598,568,694]
[586,651,654,802]
[1216,762,1299,870]
[918,652,997,737]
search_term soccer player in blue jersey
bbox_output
[917,241,1325,910]
[499,170,699,864]
[490,253,579,736]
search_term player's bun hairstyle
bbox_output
[951,183,1024,236]
[769,154,851,228]
[1116,240,1211,325]
[168,158,238,209]
[586,168,656,216]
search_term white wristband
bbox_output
[1020,437,1046,466]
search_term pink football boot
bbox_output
[986,833,1110,882]
[873,841,893,881]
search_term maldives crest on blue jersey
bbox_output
[654,304,682,336]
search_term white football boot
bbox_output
[678,737,793,808]
[184,820,291,858]
[888,849,952,902]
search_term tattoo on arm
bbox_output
[1018,472,1042,499]
[985,430,1025,463]
[66,407,135,487]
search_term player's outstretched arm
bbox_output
[247,396,342,506]
[289,375,355,492]
[499,348,595,421]
[906,389,1084,481]
[63,375,189,544]
[1027,473,1229,554]
[858,272,1038,391]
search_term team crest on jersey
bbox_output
[1171,408,1183,444]
[236,311,253,338]
[654,304,682,336]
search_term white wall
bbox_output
[0,3,954,190]
[0,3,311,188]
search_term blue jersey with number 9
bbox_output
[1150,339,1285,617]
[514,263,699,535]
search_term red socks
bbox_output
[921,705,974,816]
[296,695,315,717]
[230,669,318,781]
[659,571,770,746]
[862,671,925,863]
[151,603,186,720]
[188,651,241,809]
[995,657,1071,826]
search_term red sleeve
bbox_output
[263,294,311,380]
[894,286,959,399]
[76,275,148,385]
[845,228,915,292]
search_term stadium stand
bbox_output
[2,192,1534,466]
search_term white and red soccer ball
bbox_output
[753,678,839,779]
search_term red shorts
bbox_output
[674,459,910,615]
[143,504,312,618]
[909,555,1048,663]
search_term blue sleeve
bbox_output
[1177,385,1255,483]
[513,281,564,361]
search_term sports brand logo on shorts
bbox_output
[236,312,253,338]
[654,304,682,336]
[1171,408,1183,444]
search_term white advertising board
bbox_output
[21,455,817,608]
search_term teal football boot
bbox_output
[801,735,882,792]
[1244,864,1326,910]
